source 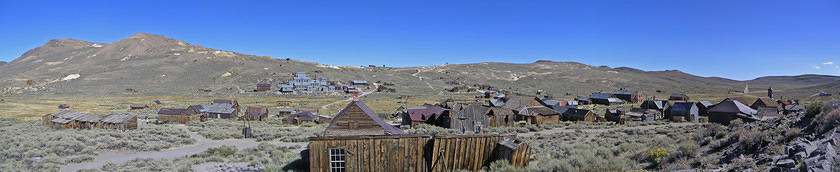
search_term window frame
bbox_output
[329,148,346,172]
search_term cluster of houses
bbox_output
[42,110,138,131]
[155,99,271,124]
[256,72,371,94]
[309,98,531,171]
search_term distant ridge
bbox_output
[0,33,837,98]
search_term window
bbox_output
[329,148,346,172]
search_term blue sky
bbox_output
[1,0,839,80]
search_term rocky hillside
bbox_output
[0,33,837,98]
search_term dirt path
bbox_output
[518,122,696,137]
[60,126,307,172]
[320,84,378,110]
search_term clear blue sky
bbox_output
[1,0,839,80]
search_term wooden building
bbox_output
[256,84,271,92]
[130,104,148,109]
[561,108,596,122]
[516,106,560,125]
[42,110,137,130]
[242,107,268,121]
[707,100,758,125]
[283,111,318,125]
[211,99,240,114]
[751,97,781,112]
[450,103,491,133]
[100,114,138,130]
[669,93,690,101]
[401,105,449,127]
[666,102,699,122]
[485,107,516,127]
[308,134,530,172]
[157,108,201,124]
[277,100,293,107]
[696,101,714,116]
[499,96,549,113]
[203,103,238,119]
[605,108,626,124]
[323,100,404,136]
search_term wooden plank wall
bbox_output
[429,135,503,172]
[309,136,432,172]
[310,135,531,172]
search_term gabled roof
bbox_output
[406,106,447,122]
[489,99,505,107]
[331,100,404,135]
[486,107,515,117]
[708,100,757,115]
[290,111,317,121]
[500,96,546,111]
[158,108,187,115]
[562,108,592,118]
[188,105,205,112]
[552,106,574,114]
[756,107,780,120]
[697,101,713,108]
[752,97,778,107]
[607,98,624,103]
[204,103,236,114]
[245,107,268,117]
[518,106,560,116]
[101,114,136,124]
[590,93,613,99]
[641,100,668,110]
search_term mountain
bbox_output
[0,33,837,98]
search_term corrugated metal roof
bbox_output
[590,93,613,99]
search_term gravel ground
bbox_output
[60,125,307,172]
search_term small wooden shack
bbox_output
[562,108,596,122]
[42,110,137,130]
[308,134,530,172]
[283,111,318,125]
[277,100,293,107]
[157,108,201,124]
[242,107,269,121]
[256,84,271,92]
[485,107,516,127]
[669,93,690,101]
[516,106,560,125]
[666,102,699,122]
[130,104,148,110]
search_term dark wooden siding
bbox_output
[310,134,531,172]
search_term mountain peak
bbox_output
[128,32,162,39]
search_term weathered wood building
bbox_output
[562,108,596,122]
[516,106,560,125]
[666,102,699,122]
[323,100,404,136]
[256,83,271,92]
[242,106,268,121]
[308,134,530,172]
[43,110,137,130]
[707,100,758,125]
[157,108,201,124]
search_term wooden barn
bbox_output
[157,108,201,124]
[323,99,405,136]
[589,93,615,105]
[641,100,669,111]
[561,108,596,122]
[242,107,268,121]
[697,101,714,116]
[499,96,549,113]
[516,106,560,125]
[614,90,639,103]
[308,134,530,172]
